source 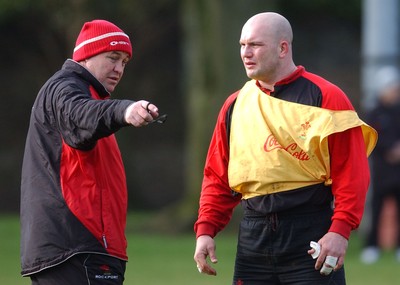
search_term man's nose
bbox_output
[114,61,125,73]
[242,46,252,57]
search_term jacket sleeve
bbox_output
[53,81,133,150]
[327,128,370,239]
[322,85,371,239]
[194,93,242,238]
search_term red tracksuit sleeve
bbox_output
[194,93,241,238]
[323,86,371,239]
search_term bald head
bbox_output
[242,12,293,45]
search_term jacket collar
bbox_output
[256,66,305,94]
[62,59,110,98]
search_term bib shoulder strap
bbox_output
[225,98,237,146]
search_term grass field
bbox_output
[1,214,399,284]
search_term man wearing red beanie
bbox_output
[20,19,164,284]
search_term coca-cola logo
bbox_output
[263,134,310,161]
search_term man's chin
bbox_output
[105,84,117,93]
[246,70,257,79]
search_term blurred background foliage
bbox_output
[0,0,363,231]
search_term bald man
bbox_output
[193,12,376,284]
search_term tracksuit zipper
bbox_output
[101,186,108,249]
[102,233,108,248]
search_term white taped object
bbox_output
[320,264,333,275]
[325,255,338,267]
[320,255,337,275]
[310,241,320,259]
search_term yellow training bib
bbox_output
[228,80,377,199]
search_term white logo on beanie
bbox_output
[110,41,130,46]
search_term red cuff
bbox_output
[329,219,352,240]
[195,222,218,239]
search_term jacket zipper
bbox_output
[102,233,108,248]
[101,185,108,249]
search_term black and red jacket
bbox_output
[20,60,134,276]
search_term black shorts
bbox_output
[233,207,346,285]
[30,253,126,285]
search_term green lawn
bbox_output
[1,214,399,284]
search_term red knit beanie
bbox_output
[73,20,132,62]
